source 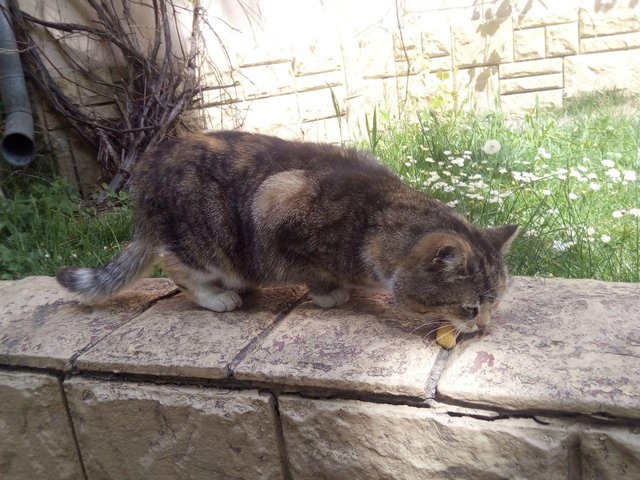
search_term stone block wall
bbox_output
[1,275,640,479]
[14,0,640,191]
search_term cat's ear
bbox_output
[431,242,467,271]
[410,233,468,273]
[484,224,519,254]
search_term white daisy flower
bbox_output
[568,193,578,200]
[623,170,637,182]
[628,208,640,217]
[612,210,624,218]
[606,168,621,180]
[601,159,615,168]
[601,234,611,243]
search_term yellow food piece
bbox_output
[436,324,457,349]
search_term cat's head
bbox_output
[391,225,518,333]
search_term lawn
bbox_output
[373,91,639,282]
[1,91,638,282]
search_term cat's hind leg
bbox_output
[306,277,350,308]
[310,288,349,308]
[160,251,243,312]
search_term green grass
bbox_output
[372,90,640,282]
[0,176,134,280]
[1,91,638,282]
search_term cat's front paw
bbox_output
[310,288,349,308]
[201,290,243,312]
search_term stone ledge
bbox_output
[64,377,287,479]
[437,277,640,419]
[0,276,177,371]
[1,276,639,418]
[2,273,640,478]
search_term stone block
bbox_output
[500,58,563,78]
[76,287,305,379]
[500,73,563,94]
[546,23,579,57]
[240,62,295,100]
[581,427,640,480]
[293,55,342,77]
[294,69,343,93]
[437,277,640,418]
[0,277,177,371]
[581,32,640,54]
[500,89,563,115]
[300,117,345,144]
[580,5,640,38]
[240,94,301,135]
[427,55,452,72]
[65,378,286,479]
[393,33,422,63]
[237,45,291,68]
[0,371,84,479]
[298,87,346,122]
[234,291,441,399]
[564,49,640,96]
[279,396,571,480]
[359,29,401,79]
[453,65,499,111]
[514,27,546,60]
[421,25,451,57]
[359,78,400,117]
[513,0,579,28]
[201,84,241,108]
[452,15,513,68]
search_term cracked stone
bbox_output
[0,370,84,479]
[279,396,571,480]
[76,287,305,379]
[64,377,286,479]
[0,276,177,370]
[437,277,640,419]
[234,290,443,399]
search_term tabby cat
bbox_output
[58,131,517,333]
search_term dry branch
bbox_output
[6,0,221,197]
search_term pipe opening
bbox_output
[1,132,35,167]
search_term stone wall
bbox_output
[1,275,640,479]
[14,0,640,192]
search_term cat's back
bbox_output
[134,131,394,184]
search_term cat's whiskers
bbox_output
[409,318,441,334]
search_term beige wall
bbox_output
[195,0,640,143]
[19,0,640,188]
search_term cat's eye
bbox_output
[481,294,497,304]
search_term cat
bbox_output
[57,131,517,333]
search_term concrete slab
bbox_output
[437,277,640,418]
[279,396,571,480]
[0,370,84,479]
[0,276,177,370]
[76,287,305,379]
[234,291,441,399]
[65,377,286,479]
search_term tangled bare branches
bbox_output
[7,0,211,195]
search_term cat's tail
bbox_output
[56,237,156,300]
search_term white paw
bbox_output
[310,288,349,308]
[199,290,242,312]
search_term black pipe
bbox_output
[0,0,34,167]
